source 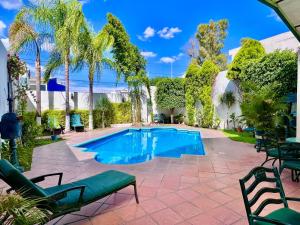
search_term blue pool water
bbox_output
[75,128,205,165]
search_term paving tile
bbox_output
[91,211,124,225]
[209,206,242,225]
[188,214,223,225]
[207,191,233,204]
[127,216,157,225]
[114,203,146,222]
[190,195,220,212]
[158,192,185,206]
[177,188,200,201]
[141,199,167,214]
[151,208,183,225]
[172,202,203,219]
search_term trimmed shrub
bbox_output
[113,102,132,124]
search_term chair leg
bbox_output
[133,182,139,204]
[261,155,269,166]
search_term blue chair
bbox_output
[71,114,84,132]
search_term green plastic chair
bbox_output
[0,160,139,222]
[280,159,300,182]
[48,116,64,134]
[71,114,84,131]
[239,166,300,225]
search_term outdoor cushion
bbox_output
[254,207,300,225]
[71,114,84,128]
[44,170,135,207]
[0,160,47,198]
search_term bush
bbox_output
[185,60,219,127]
[42,110,66,128]
[241,50,297,98]
[113,102,132,124]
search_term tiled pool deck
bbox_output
[19,126,300,224]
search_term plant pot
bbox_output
[236,127,243,133]
[51,135,58,141]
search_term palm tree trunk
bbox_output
[35,55,42,125]
[88,72,94,130]
[65,53,70,132]
[170,108,175,124]
[136,92,142,123]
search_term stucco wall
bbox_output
[0,40,8,118]
[26,91,129,112]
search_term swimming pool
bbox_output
[75,128,205,165]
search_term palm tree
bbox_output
[43,0,85,131]
[74,27,114,130]
[9,8,50,124]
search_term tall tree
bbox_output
[196,19,228,70]
[9,4,51,124]
[74,27,114,130]
[44,0,85,131]
[104,13,149,123]
[227,38,265,89]
[155,78,185,124]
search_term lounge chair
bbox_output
[280,159,300,182]
[71,114,84,132]
[240,166,300,225]
[48,116,64,134]
[0,160,139,223]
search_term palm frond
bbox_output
[44,51,63,81]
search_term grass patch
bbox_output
[222,129,256,144]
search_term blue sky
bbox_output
[0,0,289,90]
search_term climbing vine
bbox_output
[7,54,28,115]
[185,60,219,127]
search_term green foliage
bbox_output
[0,193,49,225]
[150,77,168,86]
[241,84,287,131]
[185,60,219,127]
[227,38,266,82]
[219,91,236,109]
[42,110,66,128]
[241,50,297,98]
[113,102,132,124]
[95,98,114,128]
[155,78,185,112]
[196,19,228,69]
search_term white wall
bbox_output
[26,91,129,112]
[0,40,8,118]
[212,71,241,129]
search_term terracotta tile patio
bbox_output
[9,126,300,224]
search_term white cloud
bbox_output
[138,26,155,41]
[0,0,23,10]
[160,53,184,64]
[141,51,157,58]
[41,40,55,52]
[158,27,182,39]
[267,10,282,22]
[0,20,7,36]
[1,38,9,50]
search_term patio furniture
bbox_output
[71,114,84,132]
[240,166,300,225]
[0,159,139,223]
[48,116,64,134]
[280,159,300,182]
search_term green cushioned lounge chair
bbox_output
[48,116,64,134]
[71,114,84,132]
[240,166,300,225]
[0,160,139,223]
[280,159,300,182]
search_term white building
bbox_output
[0,40,8,118]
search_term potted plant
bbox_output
[49,119,59,141]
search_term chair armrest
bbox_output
[31,173,63,185]
[286,197,300,202]
[47,185,86,205]
[251,215,290,225]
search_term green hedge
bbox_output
[41,102,132,129]
[113,102,132,124]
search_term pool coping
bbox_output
[69,126,206,162]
